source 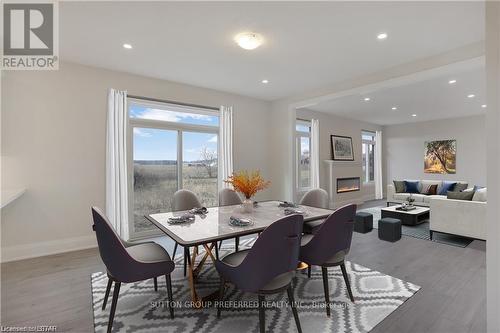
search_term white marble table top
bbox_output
[147,200,334,246]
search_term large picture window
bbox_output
[362,131,375,183]
[128,99,219,237]
[296,120,311,190]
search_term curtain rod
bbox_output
[128,94,220,111]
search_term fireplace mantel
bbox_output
[323,160,364,208]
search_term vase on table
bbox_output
[242,198,254,213]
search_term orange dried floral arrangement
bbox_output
[225,170,271,199]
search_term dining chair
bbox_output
[91,207,175,333]
[215,214,303,333]
[299,188,329,234]
[172,189,202,276]
[299,204,357,317]
[218,188,243,251]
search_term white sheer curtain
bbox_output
[375,130,383,200]
[310,119,320,189]
[106,89,129,240]
[218,105,234,189]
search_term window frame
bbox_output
[361,130,376,184]
[295,119,312,192]
[127,98,220,240]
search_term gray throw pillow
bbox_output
[447,190,474,201]
[454,183,468,192]
[393,180,405,193]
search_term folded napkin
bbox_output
[189,207,208,215]
[278,201,298,208]
[229,216,253,227]
[168,213,195,224]
[284,207,306,215]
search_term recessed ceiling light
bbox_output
[467,94,475,98]
[448,79,457,84]
[234,32,263,50]
[411,114,417,117]
[377,33,388,40]
[482,104,487,108]
[261,79,269,84]
[392,107,397,110]
[123,43,132,49]
[364,97,371,102]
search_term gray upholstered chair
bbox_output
[218,188,243,251]
[299,188,329,234]
[172,189,202,276]
[300,204,357,316]
[215,214,303,333]
[91,207,175,333]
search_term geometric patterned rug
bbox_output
[91,243,420,332]
[358,207,473,248]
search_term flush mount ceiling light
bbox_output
[411,114,417,117]
[364,97,371,102]
[235,32,263,50]
[392,107,397,110]
[482,104,487,108]
[377,32,388,40]
[261,79,269,84]
[448,79,457,84]
[467,94,475,98]
[123,43,132,49]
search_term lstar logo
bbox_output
[2,1,59,70]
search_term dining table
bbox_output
[146,200,334,305]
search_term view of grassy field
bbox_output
[133,161,217,232]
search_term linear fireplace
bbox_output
[337,177,361,193]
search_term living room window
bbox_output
[296,120,311,190]
[128,98,219,237]
[362,130,375,183]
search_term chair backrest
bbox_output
[172,189,202,211]
[221,214,303,293]
[91,207,135,280]
[219,188,242,206]
[299,188,329,208]
[300,204,356,266]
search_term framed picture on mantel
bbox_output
[331,135,354,161]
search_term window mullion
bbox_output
[178,130,183,190]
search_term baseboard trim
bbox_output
[1,235,97,263]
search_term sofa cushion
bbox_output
[454,183,468,192]
[420,180,441,194]
[393,180,406,193]
[421,183,438,195]
[410,194,427,202]
[404,181,420,194]
[393,193,410,201]
[447,190,474,201]
[438,181,456,195]
[472,188,487,202]
[423,195,447,203]
[473,185,485,192]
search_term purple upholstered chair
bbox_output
[92,207,175,333]
[215,214,303,333]
[300,204,357,316]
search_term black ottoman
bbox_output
[354,212,373,233]
[378,218,402,242]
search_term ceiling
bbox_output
[59,1,485,101]
[306,65,486,125]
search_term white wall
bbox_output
[383,115,486,189]
[296,108,381,207]
[1,61,273,262]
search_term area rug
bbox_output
[91,251,420,333]
[358,207,473,248]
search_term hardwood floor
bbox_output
[1,200,486,332]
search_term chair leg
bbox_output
[287,286,302,333]
[340,262,355,303]
[321,267,331,317]
[217,277,225,318]
[154,277,158,292]
[107,281,121,333]
[214,242,219,261]
[172,242,178,259]
[219,240,223,250]
[235,237,240,252]
[102,278,113,310]
[165,274,174,319]
[183,247,188,277]
[307,266,311,278]
[258,294,266,333]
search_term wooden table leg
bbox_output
[186,242,220,307]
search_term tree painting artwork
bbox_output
[424,140,456,174]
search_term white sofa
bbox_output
[387,180,486,240]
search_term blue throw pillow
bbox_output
[439,181,457,195]
[404,181,420,194]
